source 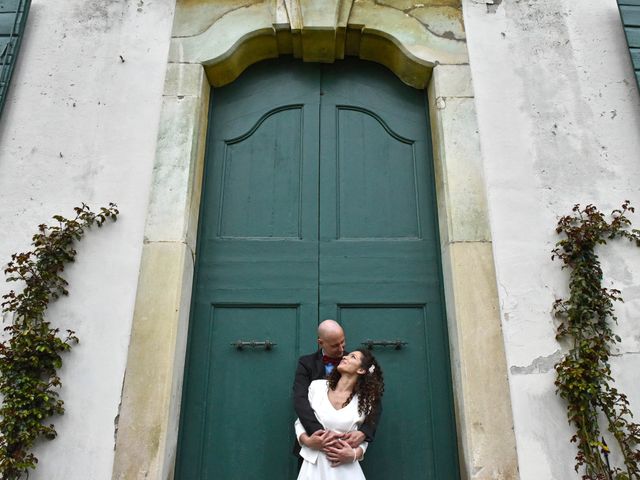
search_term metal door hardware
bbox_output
[361,339,408,350]
[231,340,277,350]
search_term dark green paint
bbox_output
[632,48,640,69]
[341,306,447,479]
[0,0,24,12]
[621,4,640,25]
[175,58,459,479]
[0,0,30,117]
[176,61,319,480]
[626,27,640,48]
[618,0,640,91]
[318,62,458,479]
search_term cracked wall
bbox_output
[0,0,177,479]
[463,0,640,478]
[170,0,468,87]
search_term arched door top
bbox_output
[169,0,468,88]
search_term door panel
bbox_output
[339,302,458,478]
[335,107,421,239]
[339,306,436,479]
[217,106,305,239]
[203,306,299,478]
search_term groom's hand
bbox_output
[303,430,326,450]
[341,430,365,448]
[320,430,341,449]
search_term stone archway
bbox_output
[169,0,467,88]
[112,2,519,479]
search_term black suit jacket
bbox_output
[292,350,382,455]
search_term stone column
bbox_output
[112,63,209,480]
[429,64,519,480]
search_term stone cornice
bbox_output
[170,0,467,88]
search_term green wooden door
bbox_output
[318,62,459,479]
[175,62,320,479]
[175,58,459,479]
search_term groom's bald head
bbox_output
[317,319,345,358]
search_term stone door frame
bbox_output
[112,2,519,479]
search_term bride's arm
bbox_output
[356,440,368,460]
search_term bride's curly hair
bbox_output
[327,349,384,425]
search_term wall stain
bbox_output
[72,0,126,33]
[487,0,502,14]
[374,0,466,42]
[510,349,563,375]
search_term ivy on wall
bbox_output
[552,202,640,480]
[0,204,118,480]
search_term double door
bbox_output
[175,59,459,479]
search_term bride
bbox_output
[294,349,384,480]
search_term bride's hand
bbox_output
[325,439,360,467]
[320,430,341,449]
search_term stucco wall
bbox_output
[0,1,175,479]
[463,0,640,477]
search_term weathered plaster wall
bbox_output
[0,1,175,479]
[462,0,640,477]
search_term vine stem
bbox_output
[0,204,118,480]
[552,202,640,479]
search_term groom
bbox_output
[292,319,382,456]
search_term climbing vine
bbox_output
[552,201,640,480]
[0,203,118,480]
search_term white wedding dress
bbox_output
[295,380,369,480]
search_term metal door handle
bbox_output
[231,340,277,350]
[361,339,408,350]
